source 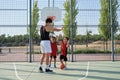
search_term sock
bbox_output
[39,64,42,68]
[46,65,49,69]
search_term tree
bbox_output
[28,0,39,43]
[86,30,92,47]
[111,0,119,33]
[98,0,119,50]
[32,0,39,41]
[63,0,78,38]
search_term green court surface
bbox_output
[0,61,120,80]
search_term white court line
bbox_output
[13,63,24,80]
[78,62,90,80]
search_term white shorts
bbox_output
[40,40,52,53]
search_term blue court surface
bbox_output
[0,61,120,80]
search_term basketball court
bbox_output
[0,0,120,80]
[0,61,120,80]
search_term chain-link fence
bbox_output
[0,0,120,62]
[0,0,29,61]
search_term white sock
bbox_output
[39,64,42,68]
[46,65,49,69]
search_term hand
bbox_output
[66,40,70,48]
[67,40,70,44]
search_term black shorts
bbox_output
[50,56,56,59]
[60,55,67,61]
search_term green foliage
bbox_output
[63,0,78,38]
[115,34,120,40]
[115,48,120,53]
[99,0,111,40]
[27,51,41,54]
[0,34,61,46]
[1,33,120,47]
[28,0,39,40]
[0,34,40,47]
[99,0,119,40]
[112,0,119,33]
[98,0,119,50]
[75,34,104,44]
[32,0,39,39]
[74,49,111,54]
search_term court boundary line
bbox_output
[13,63,38,80]
[13,63,24,80]
[13,62,90,80]
[78,62,90,80]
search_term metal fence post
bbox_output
[29,0,32,62]
[110,0,115,62]
[70,0,74,62]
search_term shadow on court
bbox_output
[87,75,120,80]
[0,77,15,80]
[0,61,120,80]
[44,71,85,78]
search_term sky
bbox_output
[0,0,120,36]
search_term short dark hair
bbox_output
[65,37,69,40]
[46,18,52,23]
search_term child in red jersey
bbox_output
[60,37,69,69]
[49,36,58,68]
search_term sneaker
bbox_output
[39,67,44,73]
[54,65,56,68]
[45,69,53,72]
[64,66,67,70]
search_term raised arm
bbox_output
[45,26,64,32]
[66,40,70,48]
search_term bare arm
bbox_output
[45,26,63,32]
[66,40,70,48]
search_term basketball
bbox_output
[59,63,65,69]
[48,16,56,21]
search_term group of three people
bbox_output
[39,18,69,73]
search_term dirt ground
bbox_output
[0,40,120,62]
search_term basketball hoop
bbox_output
[41,7,61,22]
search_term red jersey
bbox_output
[50,42,58,56]
[61,42,67,56]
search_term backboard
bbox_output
[41,7,61,22]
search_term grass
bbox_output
[73,49,111,54]
[115,48,120,53]
[26,49,112,54]
[27,51,41,54]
